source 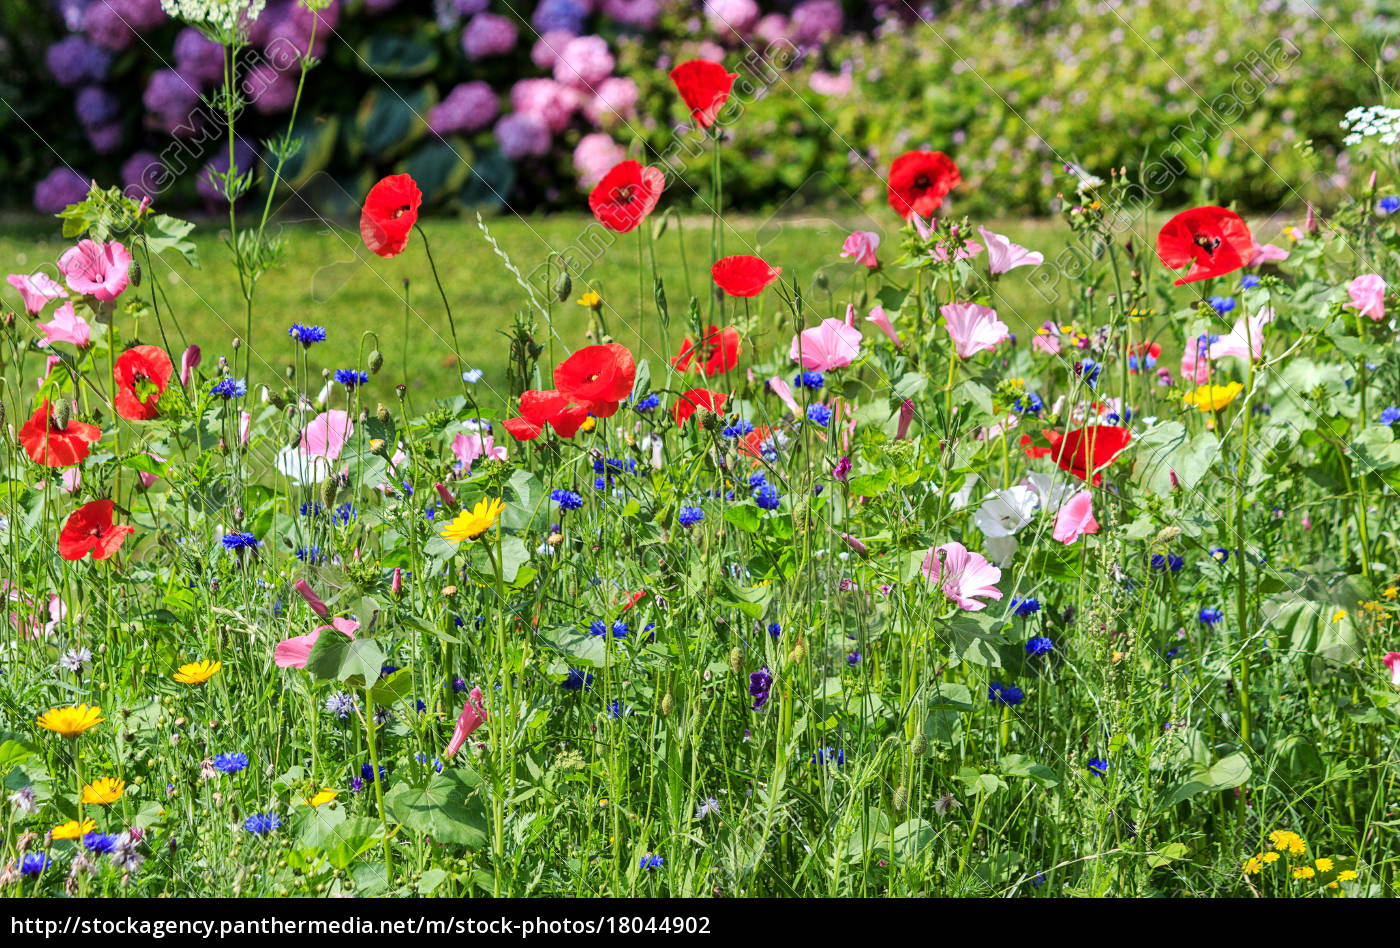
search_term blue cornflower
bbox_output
[594,457,633,476]
[551,489,583,511]
[1241,275,1261,290]
[1381,406,1400,426]
[210,377,247,399]
[806,403,833,427]
[380,664,399,678]
[1151,553,1184,573]
[1207,296,1236,314]
[295,545,321,563]
[1087,757,1109,777]
[1025,636,1054,656]
[1381,196,1400,215]
[846,650,861,665]
[334,369,369,388]
[639,854,664,870]
[561,668,594,691]
[1198,607,1224,626]
[754,483,781,510]
[360,763,386,784]
[721,419,755,439]
[988,682,1026,706]
[749,471,768,489]
[1013,393,1043,414]
[793,370,824,389]
[288,324,327,347]
[415,752,444,774]
[332,502,357,525]
[243,813,281,835]
[1105,407,1133,424]
[16,853,50,876]
[452,677,468,693]
[749,666,773,711]
[324,692,358,719]
[1209,547,1230,564]
[212,752,249,774]
[768,622,782,638]
[607,699,627,719]
[299,501,323,517]
[633,393,660,413]
[678,506,705,527]
[812,747,845,766]
[1076,359,1101,388]
[221,532,259,551]
[1010,596,1041,617]
[83,832,120,854]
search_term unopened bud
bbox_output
[368,350,384,375]
[129,260,142,287]
[319,476,339,510]
[660,693,674,716]
[287,429,302,450]
[893,786,909,812]
[728,647,743,676]
[553,271,572,302]
[910,734,928,756]
[369,438,387,457]
[376,403,391,425]
[51,398,72,431]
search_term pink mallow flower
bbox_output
[445,687,488,756]
[840,230,879,268]
[1347,274,1386,321]
[940,302,1009,359]
[978,226,1044,274]
[37,301,91,347]
[451,429,507,474]
[865,305,901,348]
[1384,651,1400,688]
[274,617,360,669]
[180,344,201,385]
[1052,489,1099,545]
[1248,242,1289,266]
[921,541,1003,611]
[58,239,131,301]
[767,375,800,416]
[790,309,862,371]
[7,272,66,314]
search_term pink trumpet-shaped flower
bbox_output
[391,567,403,596]
[1211,307,1273,362]
[978,226,1044,274]
[929,239,982,262]
[445,687,488,757]
[274,617,359,669]
[767,375,800,415]
[301,409,353,461]
[7,272,66,314]
[1383,651,1400,688]
[138,452,165,488]
[1248,242,1289,266]
[922,541,1003,611]
[58,239,131,301]
[895,399,915,440]
[940,302,1009,358]
[1052,489,1099,544]
[865,305,901,347]
[1347,274,1386,321]
[435,482,457,507]
[293,578,329,617]
[839,230,880,268]
[180,345,201,385]
[451,430,507,473]
[239,411,251,446]
[841,533,869,555]
[36,302,90,347]
[789,312,862,371]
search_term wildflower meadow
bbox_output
[3,0,1400,907]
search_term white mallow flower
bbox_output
[973,486,1038,538]
[1024,472,1074,513]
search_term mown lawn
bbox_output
[1,211,1072,410]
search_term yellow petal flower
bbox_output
[173,659,222,685]
[1184,382,1243,413]
[439,498,504,545]
[81,777,126,805]
[305,789,338,807]
[36,704,104,739]
[51,818,96,840]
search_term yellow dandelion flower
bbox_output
[1243,855,1264,875]
[305,789,338,807]
[51,818,96,840]
[1183,382,1244,413]
[440,498,504,544]
[1262,852,1280,864]
[81,777,126,805]
[1315,857,1334,873]
[36,704,104,739]
[1338,869,1357,881]
[173,659,222,685]
[1385,585,1397,600]
[1331,608,1347,623]
[1269,829,1305,853]
[579,416,597,433]
[577,291,601,308]
[1292,866,1316,880]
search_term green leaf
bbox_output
[1160,752,1252,809]
[722,503,761,533]
[386,770,489,848]
[304,632,387,688]
[368,669,413,707]
[999,754,1059,787]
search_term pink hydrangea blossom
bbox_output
[1052,489,1099,544]
[531,30,577,69]
[510,78,579,133]
[573,133,626,189]
[940,302,1009,359]
[58,239,131,301]
[553,35,614,89]
[840,230,879,268]
[582,76,639,124]
[921,541,1003,611]
[462,12,518,60]
[704,0,760,35]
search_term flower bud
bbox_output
[320,476,339,511]
[728,647,743,676]
[660,693,674,716]
[376,403,391,425]
[51,397,71,431]
[554,271,572,302]
[368,350,384,375]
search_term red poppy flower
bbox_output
[671,325,741,377]
[17,401,101,468]
[59,499,134,561]
[360,174,423,258]
[553,343,636,414]
[113,344,173,421]
[669,59,737,129]
[738,425,775,461]
[1128,342,1162,375]
[673,388,727,427]
[711,255,782,298]
[1020,431,1055,460]
[502,389,593,441]
[1155,206,1253,286]
[1052,425,1132,486]
[589,160,665,234]
[887,150,962,220]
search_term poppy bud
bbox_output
[129,260,142,287]
[910,734,928,756]
[268,392,286,411]
[368,350,384,375]
[727,647,743,676]
[232,337,241,351]
[787,637,806,665]
[660,693,674,716]
[700,409,722,433]
[554,272,572,302]
[52,398,72,431]
[287,429,301,450]
[320,476,339,510]
[893,786,909,812]
[376,403,391,425]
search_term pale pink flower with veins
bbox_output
[767,375,800,415]
[978,226,1043,274]
[840,230,880,268]
[7,272,65,314]
[58,239,131,301]
[61,468,82,494]
[929,240,982,263]
[789,311,862,371]
[865,305,901,347]
[37,302,90,347]
[921,541,1003,611]
[1384,651,1400,688]
[1248,242,1289,266]
[274,617,360,669]
[1211,307,1273,362]
[941,302,1009,358]
[1347,274,1386,321]
[1052,489,1099,544]
[451,430,507,474]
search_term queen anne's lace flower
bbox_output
[1341,105,1400,147]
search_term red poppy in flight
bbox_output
[589,160,665,234]
[887,150,962,220]
[1155,206,1253,286]
[360,174,423,258]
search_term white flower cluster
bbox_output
[1340,105,1400,147]
[160,0,266,36]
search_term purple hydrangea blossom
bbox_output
[197,139,258,206]
[243,64,298,115]
[600,0,659,29]
[532,0,588,34]
[494,112,551,159]
[121,151,165,202]
[33,168,90,215]
[75,86,121,127]
[553,35,615,90]
[143,69,203,135]
[46,36,111,87]
[430,81,500,135]
[174,28,225,87]
[790,0,844,45]
[462,13,518,60]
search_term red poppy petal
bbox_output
[711,256,781,298]
[669,59,737,129]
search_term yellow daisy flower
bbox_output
[1338,869,1357,881]
[81,777,126,805]
[1184,382,1244,413]
[304,789,338,807]
[1315,857,1334,873]
[1243,854,1264,875]
[173,659,222,685]
[440,498,504,544]
[1262,852,1280,864]
[51,818,96,840]
[1292,866,1316,880]
[36,704,104,739]
[577,291,601,308]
